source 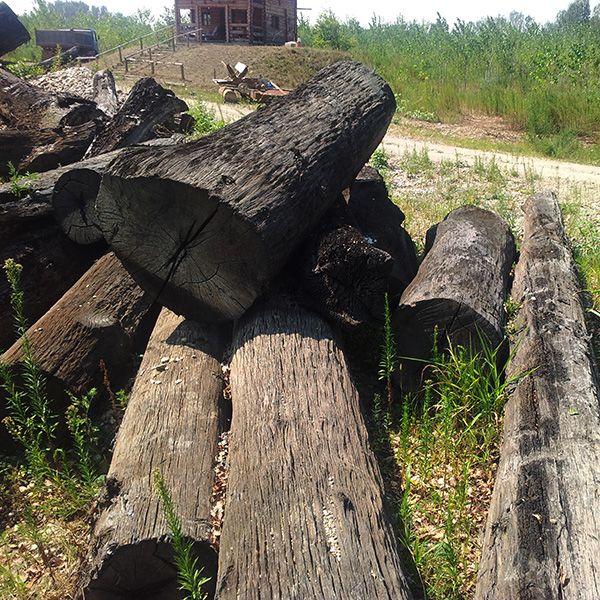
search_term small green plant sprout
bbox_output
[153,469,211,600]
[7,162,39,199]
[186,100,226,140]
[379,293,396,405]
[370,145,391,172]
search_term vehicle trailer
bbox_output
[35,28,99,61]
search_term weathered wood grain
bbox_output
[476,191,600,600]
[96,60,396,323]
[77,307,226,599]
[216,298,415,600]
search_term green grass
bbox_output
[186,99,226,139]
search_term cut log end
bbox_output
[53,169,104,245]
[98,174,269,322]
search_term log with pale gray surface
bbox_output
[215,298,415,600]
[77,307,225,599]
[95,60,396,323]
[394,205,516,359]
[475,191,600,600]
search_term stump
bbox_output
[92,70,119,118]
[1,253,154,397]
[216,298,414,600]
[77,308,226,599]
[394,205,516,359]
[475,191,600,600]
[96,60,396,322]
[85,77,188,157]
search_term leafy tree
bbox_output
[312,10,354,50]
[556,0,591,26]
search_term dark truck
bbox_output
[35,28,99,63]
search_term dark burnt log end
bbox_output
[294,196,394,329]
[92,70,119,118]
[475,191,600,600]
[1,253,154,397]
[85,77,188,157]
[0,229,102,350]
[216,298,414,600]
[96,61,396,323]
[394,205,516,360]
[0,3,30,57]
[76,308,225,600]
[346,165,418,298]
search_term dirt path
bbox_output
[206,101,600,188]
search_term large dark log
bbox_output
[0,3,30,57]
[476,191,600,600]
[96,61,396,323]
[0,228,102,350]
[394,205,516,359]
[77,307,225,600]
[346,165,418,299]
[294,196,395,328]
[85,77,188,157]
[216,298,414,600]
[1,253,154,397]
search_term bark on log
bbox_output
[394,205,516,359]
[1,253,154,397]
[85,77,188,157]
[92,69,119,118]
[0,3,30,57]
[216,298,414,600]
[77,307,225,599]
[96,60,396,323]
[0,228,102,350]
[346,165,418,299]
[475,191,600,600]
[294,196,395,328]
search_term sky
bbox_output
[8,0,580,25]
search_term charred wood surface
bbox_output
[96,61,396,323]
[476,191,600,600]
[394,205,516,359]
[0,3,30,56]
[77,307,225,599]
[85,77,187,157]
[346,165,418,298]
[216,298,414,600]
[1,253,153,396]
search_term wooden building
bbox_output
[175,0,297,45]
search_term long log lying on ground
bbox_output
[1,253,154,397]
[77,307,225,599]
[0,2,30,56]
[476,191,600,600]
[216,298,414,600]
[0,229,102,350]
[394,205,516,359]
[85,77,188,157]
[97,61,396,322]
[346,165,418,299]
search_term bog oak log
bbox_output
[394,205,516,359]
[295,196,395,328]
[0,229,102,350]
[0,3,30,56]
[216,298,414,600]
[77,307,225,599]
[475,191,600,600]
[97,61,396,323]
[85,77,188,157]
[1,253,153,397]
[92,70,119,118]
[346,165,418,298]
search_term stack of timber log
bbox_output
[3,58,596,600]
[476,191,600,600]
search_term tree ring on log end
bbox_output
[97,176,268,322]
